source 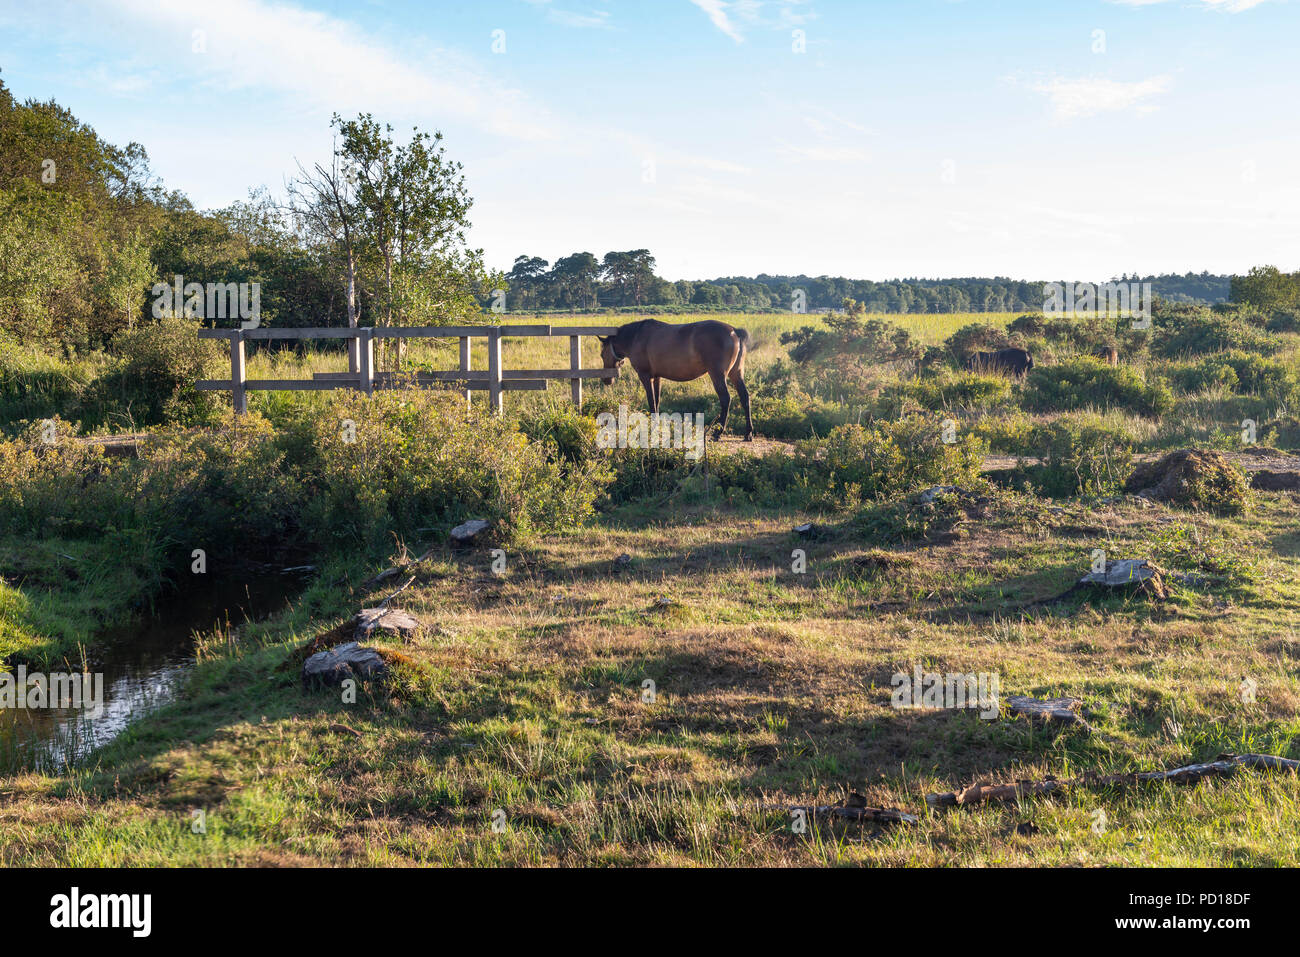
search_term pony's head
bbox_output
[598,335,624,386]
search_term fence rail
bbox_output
[195,324,619,414]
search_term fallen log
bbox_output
[764,793,918,826]
[362,546,437,588]
[1007,695,1094,731]
[927,753,1300,809]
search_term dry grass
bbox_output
[4,487,1299,866]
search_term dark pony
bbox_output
[599,319,753,440]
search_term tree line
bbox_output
[503,259,1242,314]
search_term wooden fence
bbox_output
[196,324,620,414]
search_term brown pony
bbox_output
[1092,345,1119,366]
[599,319,753,440]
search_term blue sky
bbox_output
[1,0,1297,280]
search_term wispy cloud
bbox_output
[688,0,815,44]
[1107,0,1284,12]
[102,0,557,140]
[689,0,744,43]
[545,8,614,29]
[1027,74,1173,119]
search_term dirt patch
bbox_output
[1251,470,1300,491]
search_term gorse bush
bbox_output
[747,391,859,440]
[1155,310,1277,358]
[801,416,985,503]
[883,372,1012,414]
[1125,449,1250,514]
[0,390,612,604]
[781,299,921,401]
[1031,413,1136,497]
[1024,357,1173,417]
[296,388,609,549]
[944,322,1017,360]
[1171,351,1299,406]
[517,402,604,467]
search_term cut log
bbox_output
[355,606,421,640]
[451,519,492,546]
[1007,695,1093,730]
[302,641,388,688]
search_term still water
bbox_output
[1,576,300,773]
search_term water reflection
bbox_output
[1,577,299,773]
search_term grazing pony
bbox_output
[1092,345,1119,366]
[964,347,1034,378]
[599,319,754,440]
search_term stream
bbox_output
[1,574,303,774]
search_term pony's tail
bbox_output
[735,327,751,357]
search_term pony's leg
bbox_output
[708,369,731,438]
[639,372,658,413]
[728,369,753,441]
[652,377,661,411]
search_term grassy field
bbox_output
[241,311,1010,418]
[2,475,1298,865]
[4,305,1300,867]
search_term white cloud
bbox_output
[688,1,815,43]
[1029,74,1173,119]
[1107,0,1284,11]
[689,0,744,43]
[102,0,557,141]
[545,8,613,29]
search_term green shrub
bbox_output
[971,413,1037,455]
[802,416,985,503]
[1261,416,1300,450]
[944,322,1016,361]
[1265,308,1300,334]
[1025,357,1173,417]
[1172,351,1299,406]
[884,372,1012,413]
[517,402,603,466]
[748,391,860,440]
[77,317,224,429]
[298,388,608,548]
[1031,414,1136,497]
[1171,356,1240,394]
[0,337,93,432]
[1155,310,1277,358]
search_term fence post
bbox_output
[357,327,374,395]
[488,326,503,415]
[459,336,472,407]
[569,335,582,407]
[230,331,247,414]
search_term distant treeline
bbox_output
[504,254,1236,313]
